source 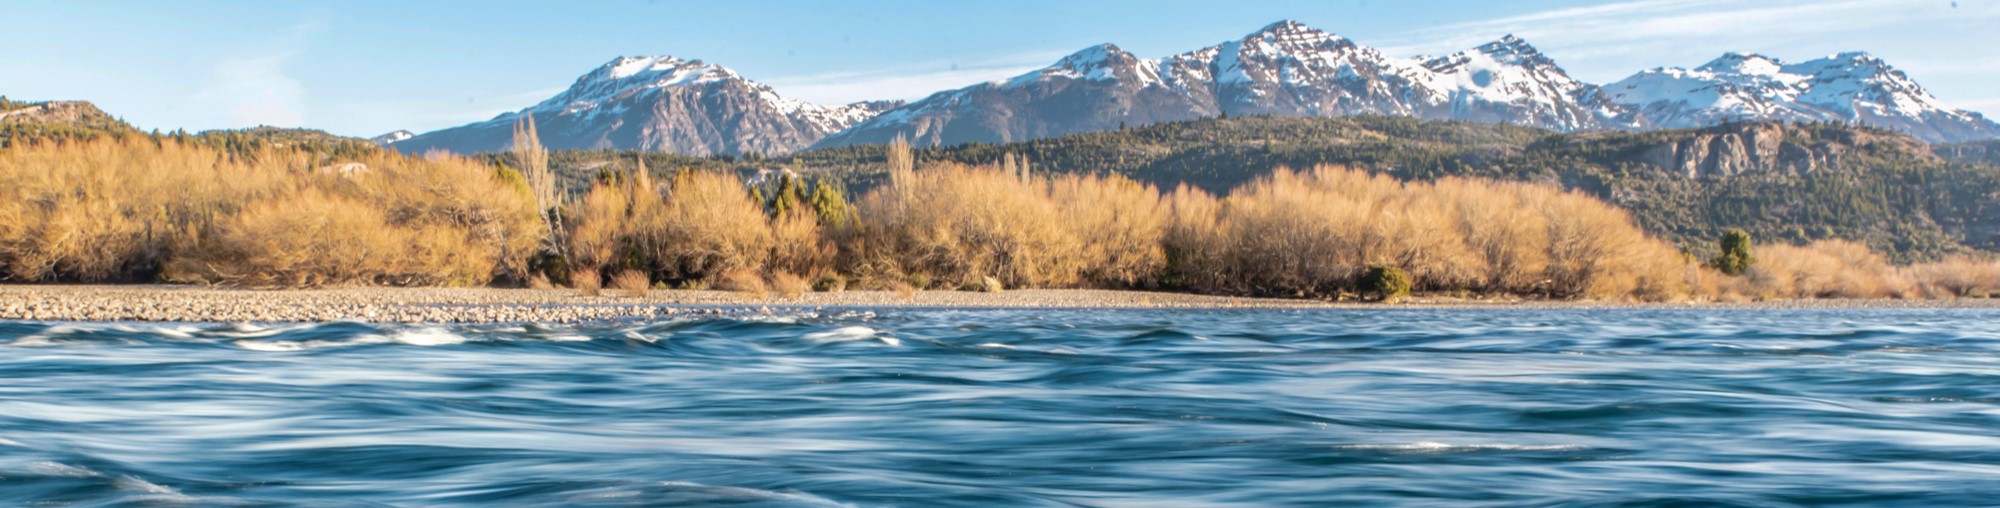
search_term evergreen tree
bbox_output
[771,173,805,217]
[1360,265,1411,303]
[1711,228,1755,275]
[809,178,857,230]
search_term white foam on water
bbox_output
[1333,442,1588,454]
[233,335,393,352]
[115,475,180,495]
[0,437,23,447]
[30,461,100,477]
[232,340,305,352]
[10,335,54,347]
[545,334,594,342]
[205,323,320,339]
[977,343,1017,349]
[106,324,199,339]
[116,475,242,505]
[803,326,898,346]
[235,328,476,352]
[390,328,468,346]
[9,324,83,347]
[657,481,857,508]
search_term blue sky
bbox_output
[2,0,1993,137]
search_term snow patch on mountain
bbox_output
[395,55,898,155]
[368,130,414,145]
[1608,51,1999,142]
[819,20,1643,148]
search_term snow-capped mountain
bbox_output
[1607,52,2000,143]
[1414,35,1641,133]
[393,21,1997,155]
[816,21,1640,149]
[815,43,1216,148]
[394,56,902,156]
[369,130,413,145]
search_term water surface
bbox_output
[3,308,1999,506]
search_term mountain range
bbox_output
[389,56,901,156]
[390,20,2000,155]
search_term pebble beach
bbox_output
[3,285,1997,323]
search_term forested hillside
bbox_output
[539,116,1998,262]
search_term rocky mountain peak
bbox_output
[1471,34,1553,67]
[1239,19,1354,56]
[393,55,890,156]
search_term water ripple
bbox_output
[2,308,1999,505]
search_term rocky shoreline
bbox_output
[1,285,1996,323]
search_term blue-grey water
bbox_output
[3,308,2000,507]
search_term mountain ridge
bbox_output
[396,20,1999,155]
[391,55,903,157]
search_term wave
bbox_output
[1330,442,1593,454]
[3,308,2000,505]
[802,326,899,346]
[655,481,857,508]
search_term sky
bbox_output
[2,0,1994,138]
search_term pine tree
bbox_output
[809,178,856,230]
[771,173,804,217]
[1710,228,1755,275]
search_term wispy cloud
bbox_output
[197,53,308,127]
[762,50,1070,105]
[190,20,324,129]
[1374,0,1990,60]
[340,85,567,136]
[1370,0,2000,78]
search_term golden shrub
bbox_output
[771,271,809,299]
[609,269,651,297]
[0,138,542,286]
[852,161,1080,288]
[1161,165,1689,300]
[1749,240,1906,299]
[650,171,773,282]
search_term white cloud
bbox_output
[189,20,324,129]
[196,53,308,127]
[761,50,1069,105]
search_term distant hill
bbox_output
[0,98,139,146]
[875,116,1996,261]
[545,116,1988,262]
[188,126,382,159]
[1938,140,2000,166]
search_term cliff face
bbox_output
[1635,122,1936,178]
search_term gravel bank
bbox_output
[1,285,1995,323]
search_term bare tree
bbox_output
[512,114,564,261]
